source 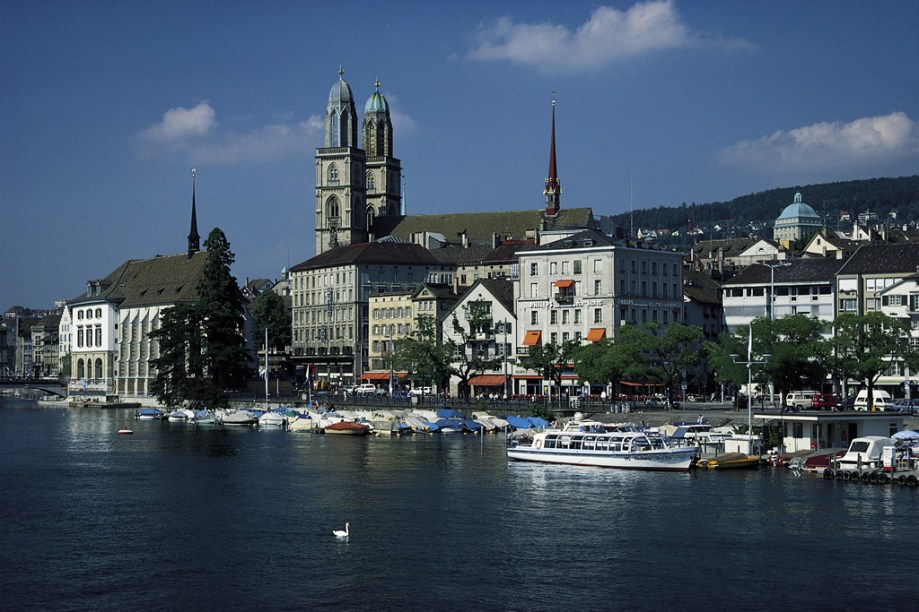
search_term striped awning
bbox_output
[469,375,506,387]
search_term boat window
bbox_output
[611,443,622,452]
[849,441,869,453]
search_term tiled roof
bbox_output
[683,270,721,305]
[290,241,443,272]
[68,251,209,308]
[477,278,515,314]
[693,238,759,257]
[373,207,596,245]
[722,258,846,285]
[837,243,919,275]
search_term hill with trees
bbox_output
[609,175,919,248]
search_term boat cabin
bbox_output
[754,411,905,453]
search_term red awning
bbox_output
[522,330,542,346]
[553,279,574,288]
[360,371,405,380]
[618,380,664,387]
[469,375,506,387]
[586,328,606,342]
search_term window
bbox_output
[574,310,581,324]
[327,196,340,220]
[95,327,102,346]
[77,328,84,348]
[594,259,602,273]
[573,260,582,275]
[562,310,570,324]
[562,261,569,274]
[329,163,339,183]
[530,263,538,276]
[594,308,602,324]
[594,280,601,295]
[550,310,558,324]
[550,262,557,274]
[550,332,558,344]
[530,311,539,325]
[366,173,375,190]
[530,283,538,298]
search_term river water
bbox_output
[1,398,916,611]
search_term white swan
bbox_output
[333,522,350,538]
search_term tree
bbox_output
[625,322,704,405]
[392,314,454,392]
[518,339,579,407]
[447,301,501,399]
[252,290,291,351]
[149,303,203,406]
[197,228,250,400]
[831,312,918,407]
[149,228,250,407]
[757,315,827,400]
[570,336,641,400]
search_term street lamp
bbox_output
[501,319,509,399]
[731,323,770,456]
[762,260,789,406]
[388,326,395,397]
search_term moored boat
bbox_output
[167,408,195,422]
[216,409,258,426]
[258,411,289,428]
[135,407,164,420]
[696,452,760,470]
[324,421,370,435]
[507,429,698,472]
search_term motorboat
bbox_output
[324,421,370,435]
[288,414,315,432]
[194,409,220,425]
[135,407,164,420]
[117,426,134,435]
[167,408,195,422]
[259,411,288,428]
[216,409,258,426]
[507,429,698,472]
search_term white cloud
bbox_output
[137,104,324,164]
[140,102,216,141]
[468,1,744,72]
[719,112,919,172]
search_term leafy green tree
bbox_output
[519,339,579,406]
[392,314,454,391]
[571,336,641,399]
[447,301,501,398]
[252,290,291,351]
[830,312,919,406]
[757,315,827,400]
[624,322,704,405]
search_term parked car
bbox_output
[853,389,893,411]
[893,398,919,413]
[785,390,819,410]
[810,393,837,410]
[410,387,433,396]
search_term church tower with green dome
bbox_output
[315,67,368,254]
[362,79,402,223]
[772,191,822,244]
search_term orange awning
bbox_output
[469,375,506,387]
[586,328,606,342]
[522,330,542,346]
[553,279,574,288]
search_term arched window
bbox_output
[327,196,340,221]
[366,206,375,230]
[328,163,339,184]
[77,359,85,379]
[95,358,103,380]
[366,172,375,191]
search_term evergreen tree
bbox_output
[149,303,203,406]
[197,228,250,402]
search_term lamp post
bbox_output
[388,326,395,397]
[762,260,789,406]
[731,323,770,456]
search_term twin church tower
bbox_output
[315,68,402,255]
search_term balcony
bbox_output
[554,292,573,304]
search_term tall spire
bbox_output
[188,167,200,259]
[544,92,561,217]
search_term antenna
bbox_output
[629,172,634,238]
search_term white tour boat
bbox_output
[507,428,698,472]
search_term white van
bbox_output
[853,389,893,411]
[785,390,818,410]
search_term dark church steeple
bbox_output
[188,167,200,259]
[544,93,561,218]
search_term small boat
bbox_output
[259,411,289,428]
[324,421,370,435]
[194,409,220,425]
[167,408,195,422]
[696,453,760,470]
[117,426,133,435]
[217,409,258,426]
[506,429,698,472]
[135,407,164,420]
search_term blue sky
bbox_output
[2,0,918,308]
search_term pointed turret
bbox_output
[188,168,200,259]
[544,94,561,217]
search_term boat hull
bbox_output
[506,446,697,472]
[324,422,370,435]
